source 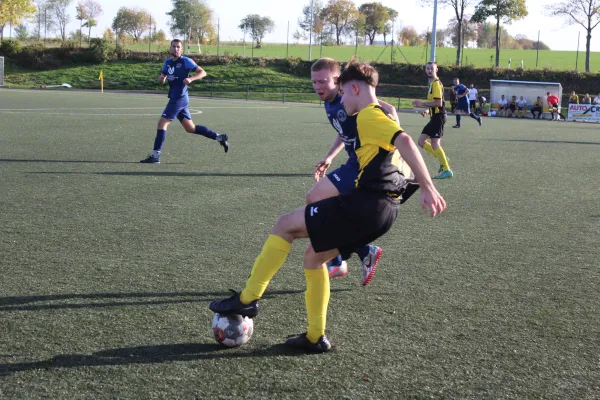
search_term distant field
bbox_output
[1,89,598,398]
[124,41,600,71]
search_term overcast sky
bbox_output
[3,0,597,52]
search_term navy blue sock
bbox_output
[194,125,218,140]
[356,245,370,261]
[153,129,166,151]
[456,114,461,125]
[469,112,479,120]
[327,254,343,267]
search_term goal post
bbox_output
[489,79,562,117]
[0,56,4,87]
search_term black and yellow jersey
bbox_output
[534,100,543,107]
[569,94,579,103]
[355,104,409,195]
[428,78,446,115]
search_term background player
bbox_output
[412,62,453,179]
[310,57,399,285]
[468,84,479,114]
[209,59,446,353]
[531,96,543,119]
[451,78,482,128]
[516,96,528,118]
[546,91,566,121]
[140,39,229,164]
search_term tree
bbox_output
[83,0,101,44]
[102,26,113,41]
[446,17,478,47]
[15,23,29,40]
[320,0,358,45]
[358,3,389,44]
[154,29,166,43]
[398,26,419,46]
[382,7,398,45]
[47,0,72,41]
[167,0,216,47]
[471,0,528,67]
[0,0,37,41]
[32,0,54,42]
[298,0,324,43]
[433,0,479,65]
[238,14,275,48]
[75,2,87,46]
[551,0,600,72]
[112,7,151,42]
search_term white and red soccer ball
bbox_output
[211,313,254,347]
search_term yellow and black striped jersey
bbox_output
[428,78,446,115]
[355,104,409,194]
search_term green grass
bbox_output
[123,41,600,72]
[0,89,599,398]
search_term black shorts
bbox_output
[305,190,400,260]
[509,105,516,111]
[422,112,446,138]
[469,99,476,109]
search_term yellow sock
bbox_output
[305,268,330,343]
[240,234,291,304]
[433,147,450,171]
[422,141,436,158]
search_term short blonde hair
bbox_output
[311,58,341,74]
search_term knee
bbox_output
[185,125,195,134]
[304,245,329,266]
[306,190,321,205]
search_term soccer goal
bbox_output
[489,79,562,117]
[0,57,4,87]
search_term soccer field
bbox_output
[0,89,598,398]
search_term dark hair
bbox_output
[338,58,379,87]
[426,61,438,67]
[171,39,183,46]
[311,58,341,74]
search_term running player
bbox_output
[209,59,446,353]
[451,78,482,128]
[140,39,229,164]
[309,58,399,285]
[412,62,453,179]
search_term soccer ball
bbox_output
[211,313,254,347]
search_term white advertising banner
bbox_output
[567,104,600,122]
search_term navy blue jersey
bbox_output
[324,94,359,161]
[454,84,468,104]
[162,56,199,99]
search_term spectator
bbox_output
[468,84,479,114]
[516,96,528,118]
[531,96,543,119]
[593,93,600,104]
[582,93,592,104]
[507,95,518,117]
[568,91,579,104]
[546,92,566,121]
[498,95,508,117]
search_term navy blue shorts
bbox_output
[327,161,359,194]
[162,97,192,121]
[455,100,470,113]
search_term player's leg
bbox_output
[179,111,229,153]
[141,103,176,163]
[453,108,462,128]
[431,136,452,179]
[467,102,481,125]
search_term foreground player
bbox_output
[310,57,399,285]
[451,78,482,128]
[412,62,453,179]
[210,59,446,352]
[140,39,229,164]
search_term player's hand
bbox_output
[421,109,429,117]
[158,76,166,84]
[419,185,446,217]
[314,158,333,181]
[412,100,424,107]
[183,78,192,85]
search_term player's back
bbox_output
[324,95,359,161]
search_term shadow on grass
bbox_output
[0,158,182,165]
[29,171,312,177]
[489,139,600,145]
[0,341,328,376]
[0,289,350,312]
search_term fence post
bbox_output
[210,82,213,98]
[283,87,287,103]
[397,97,401,110]
[246,84,249,100]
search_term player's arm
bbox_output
[393,131,446,217]
[158,73,167,84]
[461,87,470,99]
[314,136,344,181]
[184,66,206,85]
[377,99,399,123]
[412,97,442,109]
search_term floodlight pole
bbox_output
[535,30,540,69]
[308,0,314,60]
[430,0,438,62]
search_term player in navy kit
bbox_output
[140,39,229,164]
[451,78,482,128]
[309,58,400,286]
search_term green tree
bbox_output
[320,0,358,45]
[112,7,151,42]
[14,22,28,40]
[167,0,215,46]
[471,0,528,67]
[382,7,398,45]
[551,0,600,72]
[75,2,87,46]
[238,14,275,48]
[430,0,479,65]
[82,0,101,44]
[398,25,419,46]
[0,0,37,41]
[298,0,324,42]
[358,2,389,45]
[47,0,72,41]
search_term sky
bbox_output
[3,0,599,52]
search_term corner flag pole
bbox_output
[99,70,103,93]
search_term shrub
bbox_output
[0,40,23,57]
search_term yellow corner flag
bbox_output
[98,70,104,93]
